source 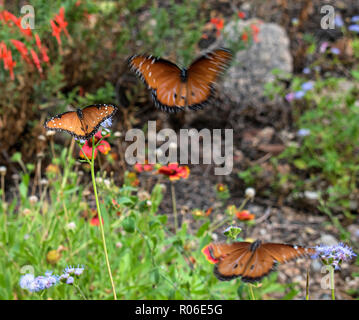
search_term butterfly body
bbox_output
[205,240,315,283]
[44,104,118,140]
[129,48,233,112]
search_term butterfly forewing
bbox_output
[45,111,86,138]
[188,48,233,84]
[261,243,315,264]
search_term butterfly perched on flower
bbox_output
[202,240,315,282]
[44,104,118,141]
[129,48,233,112]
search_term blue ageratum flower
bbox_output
[330,48,340,55]
[335,14,344,28]
[348,25,359,33]
[66,277,74,285]
[302,67,310,74]
[101,118,113,129]
[60,265,85,284]
[297,128,311,137]
[64,265,76,275]
[74,266,85,277]
[20,272,59,293]
[351,16,359,22]
[19,274,35,290]
[301,81,314,91]
[313,243,357,270]
[294,91,305,99]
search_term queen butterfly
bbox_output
[128,48,233,112]
[44,104,118,140]
[203,240,315,282]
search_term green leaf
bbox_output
[293,159,308,170]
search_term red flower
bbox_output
[34,34,50,65]
[30,49,42,74]
[51,7,69,45]
[235,210,255,221]
[10,39,31,64]
[79,143,98,159]
[158,163,190,181]
[241,32,248,42]
[210,17,224,36]
[51,20,62,45]
[238,11,246,19]
[250,24,260,43]
[79,131,111,159]
[2,10,17,24]
[90,215,104,226]
[201,245,219,264]
[55,8,69,36]
[134,162,154,173]
[96,140,111,155]
[2,45,16,80]
[2,10,32,37]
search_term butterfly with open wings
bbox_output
[128,48,233,113]
[203,240,315,282]
[44,104,118,141]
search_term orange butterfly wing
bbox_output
[208,242,252,281]
[44,111,85,138]
[129,55,185,112]
[129,48,232,112]
[261,243,316,264]
[186,48,232,109]
[44,104,118,140]
[208,241,314,282]
[81,104,118,138]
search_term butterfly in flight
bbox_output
[44,104,118,141]
[128,48,233,113]
[202,240,315,282]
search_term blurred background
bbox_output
[1,0,359,299]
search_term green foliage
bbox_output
[0,146,295,300]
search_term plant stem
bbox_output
[209,196,250,233]
[170,181,178,233]
[74,283,87,300]
[329,265,335,300]
[248,284,255,300]
[80,138,117,300]
[305,268,310,300]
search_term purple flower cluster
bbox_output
[312,243,357,270]
[286,81,315,102]
[19,271,59,293]
[59,265,85,285]
[349,15,359,33]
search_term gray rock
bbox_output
[318,234,338,246]
[223,19,292,107]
